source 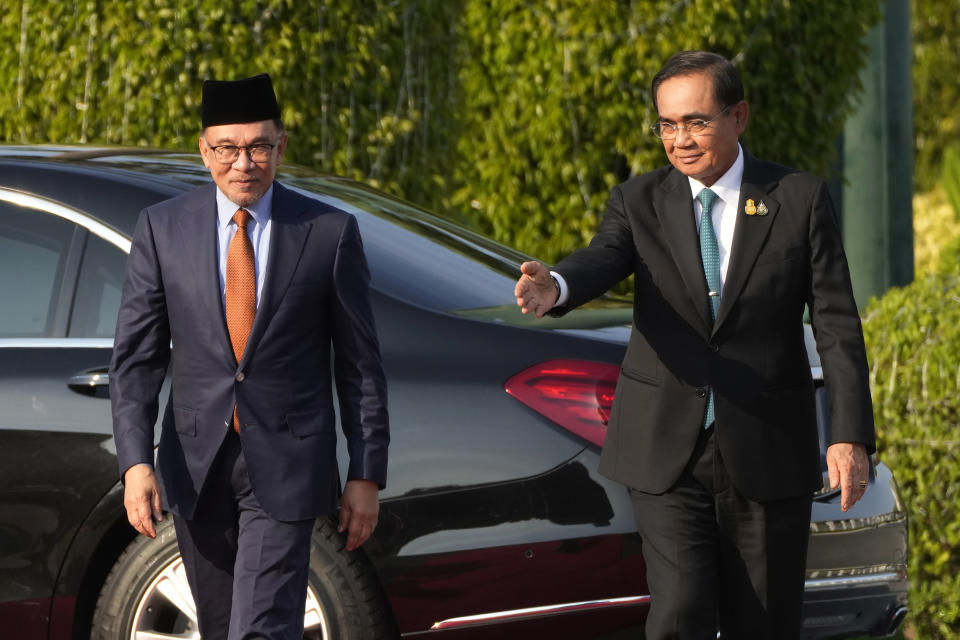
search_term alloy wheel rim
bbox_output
[129,556,330,639]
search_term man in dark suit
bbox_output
[111,73,389,640]
[515,51,875,639]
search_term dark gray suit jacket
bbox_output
[110,181,389,521]
[554,152,874,502]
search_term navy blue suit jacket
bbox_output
[110,181,389,521]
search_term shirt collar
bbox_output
[686,143,744,206]
[216,183,274,229]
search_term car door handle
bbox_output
[67,369,110,398]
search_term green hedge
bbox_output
[943,143,960,220]
[912,0,960,191]
[450,0,882,263]
[863,269,960,639]
[2,0,881,264]
[0,0,459,203]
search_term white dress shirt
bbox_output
[687,143,744,292]
[216,185,273,307]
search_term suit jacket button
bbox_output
[235,372,245,382]
[709,343,720,352]
[696,387,707,398]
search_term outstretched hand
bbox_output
[515,261,559,318]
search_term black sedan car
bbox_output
[0,146,907,639]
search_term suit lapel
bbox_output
[655,169,714,336]
[175,183,236,365]
[714,154,781,332]
[240,182,311,366]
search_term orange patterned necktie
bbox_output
[225,208,256,431]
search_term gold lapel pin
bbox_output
[756,201,768,216]
[745,199,756,215]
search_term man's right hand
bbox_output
[123,463,164,538]
[515,261,559,319]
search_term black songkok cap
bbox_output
[201,73,281,128]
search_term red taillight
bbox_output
[504,359,620,447]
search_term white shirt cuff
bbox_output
[550,270,570,307]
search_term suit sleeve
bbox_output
[806,180,876,453]
[552,185,636,314]
[330,215,390,488]
[110,209,172,477]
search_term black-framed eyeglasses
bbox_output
[650,105,732,140]
[203,140,279,164]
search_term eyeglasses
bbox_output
[650,105,732,140]
[204,140,279,164]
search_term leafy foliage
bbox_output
[451,0,882,263]
[2,0,881,266]
[912,0,960,191]
[913,185,960,276]
[943,143,960,220]
[863,268,960,639]
[935,235,960,275]
[0,0,460,203]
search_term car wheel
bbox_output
[91,516,395,639]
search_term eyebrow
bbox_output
[208,135,274,145]
[658,112,712,123]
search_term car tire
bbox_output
[91,516,396,640]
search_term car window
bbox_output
[0,200,76,337]
[287,178,527,311]
[69,234,127,338]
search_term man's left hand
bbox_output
[338,479,380,551]
[826,442,869,512]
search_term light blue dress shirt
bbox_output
[215,185,273,307]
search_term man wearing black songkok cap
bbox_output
[110,73,390,639]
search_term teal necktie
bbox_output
[697,188,720,428]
